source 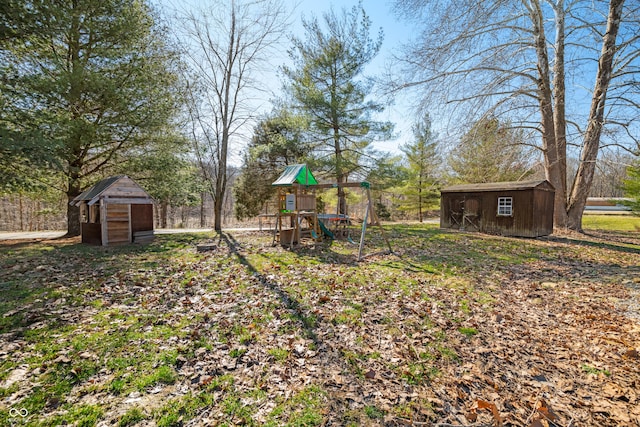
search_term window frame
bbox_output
[497,196,513,217]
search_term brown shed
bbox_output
[440,180,555,237]
[71,176,154,245]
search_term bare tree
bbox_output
[391,0,639,231]
[589,149,634,198]
[177,0,289,231]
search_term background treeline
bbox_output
[1,0,638,233]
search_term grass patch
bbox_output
[119,407,146,427]
[135,365,177,391]
[458,327,478,337]
[1,225,637,425]
[266,385,327,427]
[364,405,385,420]
[155,391,218,427]
[42,404,103,427]
[268,348,289,362]
[581,363,611,376]
[582,214,640,231]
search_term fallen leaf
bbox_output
[536,399,558,422]
[465,409,478,422]
[477,399,503,427]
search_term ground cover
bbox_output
[0,222,639,426]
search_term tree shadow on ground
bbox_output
[218,232,322,344]
[541,233,640,255]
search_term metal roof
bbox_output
[71,176,124,206]
[441,180,553,193]
[70,175,153,206]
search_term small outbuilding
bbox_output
[71,175,154,246]
[440,180,555,237]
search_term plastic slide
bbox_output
[318,220,335,240]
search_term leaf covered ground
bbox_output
[1,223,639,426]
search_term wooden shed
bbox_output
[440,180,555,237]
[71,176,154,246]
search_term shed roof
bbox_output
[272,164,318,186]
[441,180,553,193]
[71,175,153,206]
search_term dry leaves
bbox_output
[0,228,639,426]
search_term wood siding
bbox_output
[106,204,130,245]
[440,182,554,237]
[81,223,102,245]
[131,204,153,233]
[101,177,150,200]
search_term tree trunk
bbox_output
[418,174,423,222]
[552,0,568,215]
[529,0,567,228]
[19,196,24,231]
[160,200,168,229]
[567,0,624,230]
[334,132,347,215]
[212,6,236,233]
[66,178,82,236]
[200,194,206,228]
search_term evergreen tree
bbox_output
[622,159,640,214]
[0,0,183,235]
[283,1,392,214]
[398,115,441,222]
[448,117,536,184]
[233,110,310,220]
[117,134,204,228]
[365,153,407,221]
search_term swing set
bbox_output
[270,164,392,261]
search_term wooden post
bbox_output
[100,198,108,246]
[272,189,281,246]
[127,204,132,243]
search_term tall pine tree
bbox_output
[283,1,392,214]
[398,115,440,222]
[234,109,310,220]
[0,0,183,235]
[448,117,536,184]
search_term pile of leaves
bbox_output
[1,224,639,426]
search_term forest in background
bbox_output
[1,0,639,233]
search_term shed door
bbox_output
[462,198,481,230]
[106,203,131,244]
[131,204,153,232]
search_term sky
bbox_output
[282,0,417,153]
[153,0,639,169]
[155,0,418,158]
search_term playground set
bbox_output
[270,164,392,260]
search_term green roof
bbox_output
[272,164,318,186]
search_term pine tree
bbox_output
[233,110,310,220]
[0,0,183,235]
[398,116,440,222]
[283,1,392,214]
[448,117,535,184]
[623,160,640,214]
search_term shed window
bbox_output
[497,197,513,216]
